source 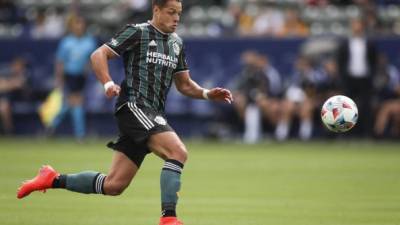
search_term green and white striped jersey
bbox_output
[105,21,189,113]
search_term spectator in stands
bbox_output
[30,8,65,39]
[364,6,385,35]
[252,8,284,36]
[30,9,48,39]
[232,51,265,143]
[320,58,342,97]
[44,7,65,38]
[232,51,281,143]
[257,54,283,126]
[337,18,377,137]
[373,54,400,138]
[276,9,309,38]
[275,56,325,141]
[231,4,255,36]
[306,0,329,7]
[0,57,27,134]
[49,16,96,139]
[124,0,151,23]
[0,0,20,24]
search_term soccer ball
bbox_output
[321,95,358,133]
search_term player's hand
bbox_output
[207,87,233,104]
[105,84,121,98]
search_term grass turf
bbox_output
[1,138,400,225]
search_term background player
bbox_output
[17,1,233,225]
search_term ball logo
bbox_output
[154,116,167,125]
[342,102,352,109]
[332,108,340,120]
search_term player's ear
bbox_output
[153,5,161,16]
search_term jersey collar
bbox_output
[147,21,169,36]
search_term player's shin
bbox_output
[53,171,106,194]
[160,159,184,217]
[71,106,85,139]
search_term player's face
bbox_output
[351,20,364,36]
[154,1,182,33]
[71,19,86,37]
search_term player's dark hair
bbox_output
[152,0,181,8]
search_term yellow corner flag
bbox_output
[38,88,63,127]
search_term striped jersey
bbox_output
[105,21,189,113]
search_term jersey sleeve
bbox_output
[173,44,189,74]
[105,25,139,56]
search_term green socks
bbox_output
[52,159,184,216]
[160,159,184,217]
[53,171,106,194]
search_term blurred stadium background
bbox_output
[1,1,400,225]
[0,0,400,139]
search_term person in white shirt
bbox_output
[337,18,377,137]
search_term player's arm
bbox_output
[174,71,233,103]
[90,45,120,98]
[91,25,139,98]
[0,76,24,92]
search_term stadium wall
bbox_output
[1,38,399,137]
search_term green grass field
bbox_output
[1,138,400,225]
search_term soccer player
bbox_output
[17,1,233,225]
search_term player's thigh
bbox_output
[282,99,296,116]
[67,93,83,106]
[395,104,400,121]
[270,99,282,114]
[147,131,188,163]
[64,75,86,102]
[233,93,247,116]
[299,97,314,115]
[262,99,281,122]
[233,92,247,107]
[396,101,400,112]
[0,98,9,112]
[104,151,139,192]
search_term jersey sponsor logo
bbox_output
[110,38,119,46]
[146,51,178,69]
[149,40,157,47]
[154,116,167,125]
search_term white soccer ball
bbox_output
[321,95,358,133]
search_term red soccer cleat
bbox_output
[159,217,183,225]
[17,165,59,199]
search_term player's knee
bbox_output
[103,179,129,196]
[178,148,188,163]
[68,95,83,106]
[105,183,127,196]
[168,143,188,163]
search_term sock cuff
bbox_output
[166,159,184,168]
[163,159,184,174]
[93,173,106,194]
[52,174,67,188]
[162,203,177,217]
